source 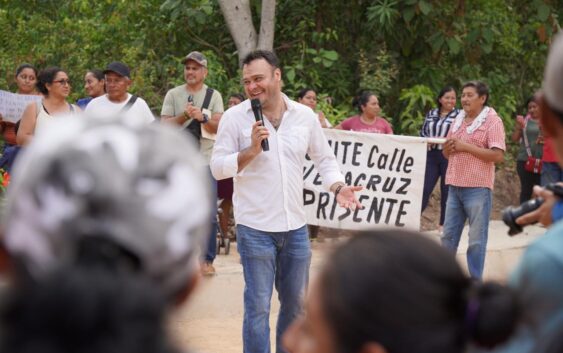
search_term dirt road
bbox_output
[170,222,544,353]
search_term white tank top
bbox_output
[34,100,76,137]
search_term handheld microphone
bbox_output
[250,98,269,151]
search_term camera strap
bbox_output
[522,116,532,157]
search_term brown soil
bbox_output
[318,167,520,237]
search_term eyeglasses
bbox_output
[53,79,71,86]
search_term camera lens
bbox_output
[502,197,544,236]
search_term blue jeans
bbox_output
[541,162,563,187]
[421,149,449,225]
[237,224,311,353]
[204,168,218,263]
[0,144,21,172]
[441,186,492,280]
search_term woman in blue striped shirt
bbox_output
[420,86,460,233]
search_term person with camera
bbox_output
[161,51,224,276]
[489,32,563,353]
[512,95,544,203]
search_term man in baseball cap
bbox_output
[85,61,154,126]
[161,50,224,276]
[103,61,131,78]
[181,51,208,68]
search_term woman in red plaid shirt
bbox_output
[441,81,506,280]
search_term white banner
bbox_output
[0,90,42,123]
[304,129,428,230]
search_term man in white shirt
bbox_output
[211,50,362,353]
[161,51,224,276]
[86,62,154,126]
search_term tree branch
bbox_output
[217,0,258,66]
[257,0,276,51]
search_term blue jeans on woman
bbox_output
[421,149,449,225]
[237,224,311,353]
[541,162,563,186]
[441,186,492,280]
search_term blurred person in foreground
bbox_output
[211,50,362,353]
[0,118,211,353]
[283,230,519,353]
[487,32,563,353]
[441,80,506,280]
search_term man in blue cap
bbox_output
[86,61,154,126]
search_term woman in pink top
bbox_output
[335,91,393,134]
[441,81,506,280]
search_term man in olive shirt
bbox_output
[161,51,224,275]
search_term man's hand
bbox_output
[185,104,204,122]
[236,121,270,173]
[335,185,364,210]
[444,138,469,154]
[250,120,269,153]
[516,185,557,226]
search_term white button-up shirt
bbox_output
[211,95,344,232]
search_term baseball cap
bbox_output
[104,61,131,78]
[544,32,563,113]
[2,118,211,297]
[181,51,208,67]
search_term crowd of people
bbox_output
[0,31,562,353]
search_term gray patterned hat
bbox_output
[2,118,211,296]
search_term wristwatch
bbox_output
[202,113,209,124]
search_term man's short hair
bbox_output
[242,50,280,69]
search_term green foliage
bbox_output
[0,0,561,146]
[357,46,398,97]
[367,0,400,32]
[397,84,435,135]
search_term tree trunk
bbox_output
[217,0,258,66]
[257,0,276,51]
[218,0,276,66]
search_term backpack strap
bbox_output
[183,89,214,143]
[119,95,138,114]
[201,88,214,110]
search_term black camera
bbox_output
[502,183,563,236]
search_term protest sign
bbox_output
[304,129,428,230]
[0,90,42,123]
